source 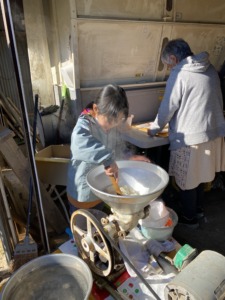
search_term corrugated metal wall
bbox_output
[0,5,34,117]
[0,33,19,104]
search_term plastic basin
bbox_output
[139,208,178,241]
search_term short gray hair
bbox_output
[161,38,193,64]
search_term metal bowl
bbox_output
[86,160,169,215]
[2,254,93,300]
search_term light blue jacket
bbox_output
[150,52,225,150]
[67,114,127,202]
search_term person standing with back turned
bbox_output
[148,38,225,228]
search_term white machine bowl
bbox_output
[2,254,93,300]
[86,160,169,215]
[139,207,178,241]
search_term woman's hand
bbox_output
[104,162,119,179]
[129,155,151,163]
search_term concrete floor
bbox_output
[163,182,225,257]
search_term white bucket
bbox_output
[142,200,170,227]
[2,254,93,300]
[139,207,178,241]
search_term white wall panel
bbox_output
[174,0,225,23]
[76,20,225,88]
[169,24,225,70]
[75,0,164,20]
[80,84,166,124]
[77,20,164,87]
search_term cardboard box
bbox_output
[35,145,70,186]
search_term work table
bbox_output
[121,126,169,149]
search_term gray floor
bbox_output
[165,185,225,256]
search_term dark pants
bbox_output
[179,183,204,219]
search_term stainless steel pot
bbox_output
[2,254,93,300]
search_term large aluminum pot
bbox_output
[2,254,93,300]
[87,160,169,215]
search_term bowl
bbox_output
[143,200,170,228]
[139,207,178,241]
[2,254,93,300]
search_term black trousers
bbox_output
[179,183,204,219]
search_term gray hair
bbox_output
[161,38,193,64]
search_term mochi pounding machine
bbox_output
[70,161,225,300]
[70,160,169,278]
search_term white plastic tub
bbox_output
[139,207,178,241]
[142,200,170,227]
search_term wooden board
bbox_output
[132,123,169,137]
[0,128,68,234]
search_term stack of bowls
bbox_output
[139,201,178,241]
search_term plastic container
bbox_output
[2,254,93,300]
[139,207,178,241]
[142,200,170,227]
